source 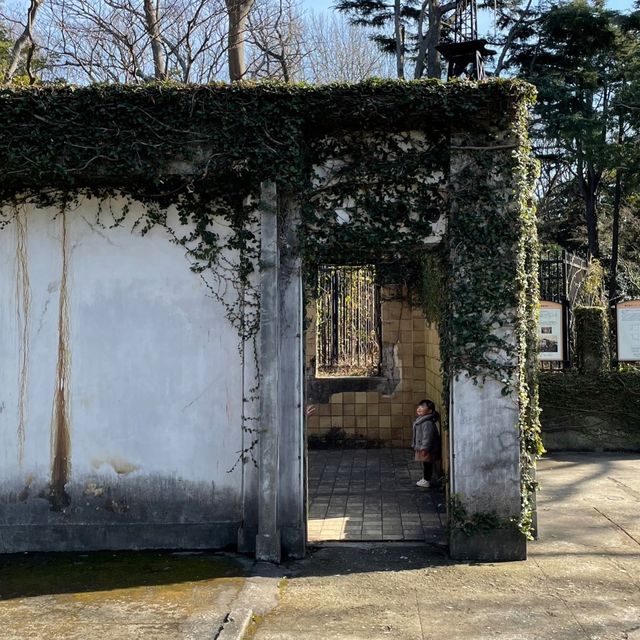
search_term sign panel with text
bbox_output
[538,301,564,361]
[617,300,640,362]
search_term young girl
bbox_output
[412,399,441,488]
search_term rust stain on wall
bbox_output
[14,207,31,465]
[50,211,72,511]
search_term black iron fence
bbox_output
[539,246,588,306]
[538,247,588,370]
[316,265,381,377]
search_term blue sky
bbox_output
[304,0,636,16]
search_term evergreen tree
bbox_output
[503,0,640,304]
[493,0,640,303]
[335,0,458,79]
[510,2,623,261]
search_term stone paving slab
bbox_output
[307,448,446,544]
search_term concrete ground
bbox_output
[0,550,254,640]
[0,453,638,639]
[249,453,640,640]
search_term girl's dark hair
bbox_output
[418,399,440,422]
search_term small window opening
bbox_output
[316,265,381,377]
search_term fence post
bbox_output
[575,306,610,374]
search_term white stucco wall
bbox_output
[0,196,258,548]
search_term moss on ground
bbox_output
[0,550,245,600]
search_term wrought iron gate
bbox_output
[316,265,381,377]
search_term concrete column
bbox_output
[449,375,525,560]
[447,131,527,561]
[277,197,305,558]
[256,181,282,563]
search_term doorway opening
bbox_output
[305,267,447,544]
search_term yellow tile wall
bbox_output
[424,320,444,413]
[305,290,444,448]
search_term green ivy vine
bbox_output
[448,493,518,536]
[0,78,542,532]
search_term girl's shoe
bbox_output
[416,479,431,488]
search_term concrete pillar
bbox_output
[449,375,526,560]
[277,197,305,558]
[447,131,527,562]
[256,181,282,563]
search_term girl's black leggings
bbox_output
[423,461,433,481]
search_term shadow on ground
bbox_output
[0,550,247,600]
[287,543,453,578]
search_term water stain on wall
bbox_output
[15,208,31,465]
[49,211,72,511]
[91,457,139,476]
[18,474,34,502]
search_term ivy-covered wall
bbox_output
[445,108,541,560]
[0,79,540,559]
[539,371,640,451]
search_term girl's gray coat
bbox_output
[411,414,441,453]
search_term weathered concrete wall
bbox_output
[449,373,525,561]
[450,375,521,515]
[0,197,256,551]
[0,111,532,562]
[447,124,528,561]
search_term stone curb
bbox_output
[215,608,253,640]
[214,561,284,640]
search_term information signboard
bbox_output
[617,300,640,362]
[538,301,564,361]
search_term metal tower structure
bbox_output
[436,0,495,80]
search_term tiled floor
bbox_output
[307,448,446,544]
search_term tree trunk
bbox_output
[576,149,601,260]
[608,116,625,305]
[226,0,255,81]
[4,0,44,83]
[608,168,623,304]
[426,1,444,79]
[143,0,167,80]
[394,0,404,79]
[493,0,534,77]
[583,186,600,260]
[413,0,429,78]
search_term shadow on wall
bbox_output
[539,372,640,452]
